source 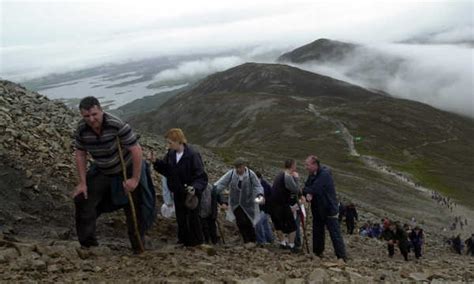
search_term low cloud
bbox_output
[293,43,474,117]
[153,56,246,82]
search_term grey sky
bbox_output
[1,0,472,79]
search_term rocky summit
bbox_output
[1,80,473,282]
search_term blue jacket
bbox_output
[409,230,424,246]
[303,166,339,217]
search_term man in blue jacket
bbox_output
[303,155,347,261]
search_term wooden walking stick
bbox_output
[216,217,226,245]
[299,202,310,254]
[116,137,144,253]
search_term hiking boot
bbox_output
[315,253,324,259]
[80,239,99,249]
[337,258,347,266]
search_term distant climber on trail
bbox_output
[213,158,264,243]
[73,96,155,254]
[151,128,208,247]
[303,155,347,261]
[345,203,358,235]
[465,234,474,256]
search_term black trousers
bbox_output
[201,216,218,244]
[388,242,408,260]
[312,212,346,259]
[234,206,256,243]
[413,243,422,258]
[467,246,474,256]
[174,193,204,247]
[74,170,144,252]
[346,218,355,235]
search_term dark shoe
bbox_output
[290,247,301,254]
[132,248,144,255]
[80,239,99,248]
[279,244,289,249]
[338,257,348,263]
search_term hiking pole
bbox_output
[216,218,226,245]
[116,137,145,253]
[299,202,310,254]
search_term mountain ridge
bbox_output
[130,62,474,208]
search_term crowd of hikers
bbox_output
[431,191,456,212]
[448,216,468,231]
[72,96,474,262]
[447,234,474,256]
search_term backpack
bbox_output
[199,184,213,218]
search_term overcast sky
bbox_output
[1,0,472,80]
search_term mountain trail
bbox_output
[306,103,474,235]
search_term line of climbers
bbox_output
[72,96,474,261]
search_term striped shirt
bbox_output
[74,112,139,175]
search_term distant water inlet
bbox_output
[39,74,187,109]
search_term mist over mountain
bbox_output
[399,25,474,46]
[278,39,473,118]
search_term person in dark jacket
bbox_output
[382,221,409,261]
[152,128,208,247]
[465,234,474,256]
[302,155,346,261]
[255,172,274,245]
[408,226,424,258]
[452,234,463,254]
[345,203,358,235]
[270,159,300,252]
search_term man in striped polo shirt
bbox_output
[73,96,147,252]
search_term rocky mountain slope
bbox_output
[1,80,473,282]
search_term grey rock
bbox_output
[237,278,266,284]
[31,259,46,271]
[409,272,431,281]
[307,268,330,283]
[285,278,306,284]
